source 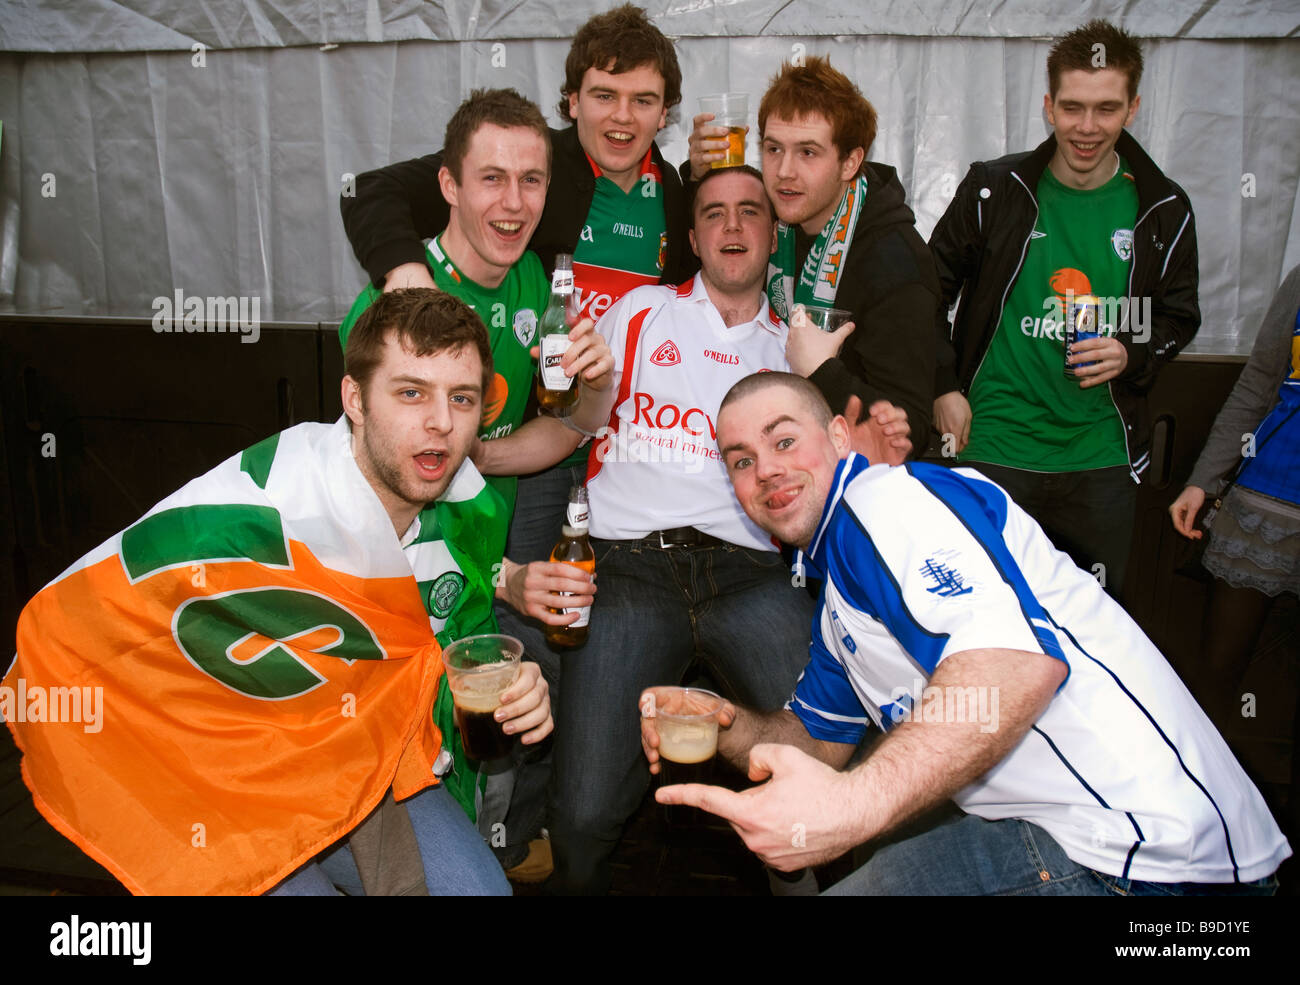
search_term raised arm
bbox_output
[341,154,452,287]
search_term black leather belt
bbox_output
[635,527,728,549]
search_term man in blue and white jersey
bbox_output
[644,370,1290,895]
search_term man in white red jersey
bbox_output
[481,164,908,893]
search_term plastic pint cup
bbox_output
[442,634,523,761]
[792,303,853,333]
[654,686,724,785]
[698,93,749,168]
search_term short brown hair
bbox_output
[690,164,774,226]
[345,289,494,401]
[557,5,682,123]
[759,56,877,176]
[720,371,833,431]
[1047,20,1144,100]
[443,88,551,184]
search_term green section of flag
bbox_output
[240,432,280,489]
[121,504,288,580]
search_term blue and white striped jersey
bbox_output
[790,453,1290,884]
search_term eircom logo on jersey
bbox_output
[593,391,721,475]
[1021,269,1152,343]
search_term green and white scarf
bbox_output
[766,174,869,320]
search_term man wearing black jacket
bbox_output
[930,20,1200,597]
[340,6,694,300]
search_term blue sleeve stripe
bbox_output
[904,465,1069,670]
[789,695,868,744]
[789,615,872,744]
[837,505,948,676]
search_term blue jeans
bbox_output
[823,812,1278,896]
[546,537,815,894]
[266,783,511,896]
[962,462,1136,599]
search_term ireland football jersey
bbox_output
[960,162,1137,472]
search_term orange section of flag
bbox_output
[5,539,445,895]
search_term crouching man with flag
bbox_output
[2,289,552,895]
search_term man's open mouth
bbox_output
[415,450,446,477]
[606,131,635,145]
[720,244,747,254]
[489,221,523,234]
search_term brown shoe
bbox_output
[505,838,554,884]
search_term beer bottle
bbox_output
[536,254,581,414]
[545,485,595,649]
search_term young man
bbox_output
[340,4,693,311]
[930,20,1201,597]
[338,88,614,534]
[691,56,939,447]
[3,290,553,895]
[645,371,1289,895]
[340,8,689,877]
[479,165,909,894]
[337,89,614,879]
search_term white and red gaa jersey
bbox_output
[586,274,789,548]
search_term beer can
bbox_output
[1063,294,1100,379]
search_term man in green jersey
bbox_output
[929,19,1200,598]
[338,89,614,878]
[339,89,614,590]
[339,8,687,878]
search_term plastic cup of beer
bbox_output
[791,303,853,333]
[442,634,523,762]
[654,686,724,785]
[698,93,748,169]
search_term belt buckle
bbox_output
[657,528,692,549]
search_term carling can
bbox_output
[1063,293,1101,379]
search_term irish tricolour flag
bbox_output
[2,418,495,895]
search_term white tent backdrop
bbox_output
[0,1,1297,353]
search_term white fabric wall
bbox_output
[0,5,1297,353]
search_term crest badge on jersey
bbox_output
[1111,228,1134,262]
[657,231,667,273]
[513,309,538,347]
[919,549,975,598]
[650,340,680,367]
[429,571,466,619]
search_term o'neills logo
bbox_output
[152,289,261,343]
[703,349,739,366]
[650,340,680,366]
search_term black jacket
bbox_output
[340,125,697,287]
[930,130,1200,478]
[805,162,940,444]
